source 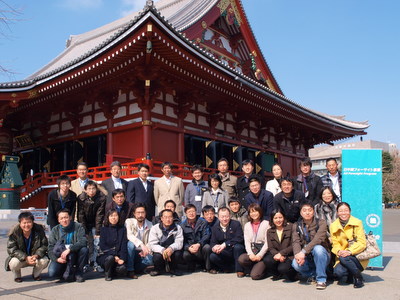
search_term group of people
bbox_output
[5,157,369,290]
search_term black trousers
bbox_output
[263,253,296,280]
[153,250,183,272]
[182,244,212,271]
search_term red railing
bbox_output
[20,157,244,201]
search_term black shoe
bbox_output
[353,276,364,288]
[105,275,112,281]
[76,275,85,283]
[55,278,66,284]
[170,269,183,276]
[65,275,76,282]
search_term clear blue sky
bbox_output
[1,0,399,147]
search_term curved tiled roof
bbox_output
[0,0,368,132]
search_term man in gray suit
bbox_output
[101,161,128,204]
[153,162,185,217]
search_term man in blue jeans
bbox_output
[125,203,153,278]
[292,202,330,290]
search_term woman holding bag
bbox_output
[330,202,368,288]
[237,203,270,280]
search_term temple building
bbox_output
[0,0,368,207]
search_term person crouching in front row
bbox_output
[48,208,88,283]
[148,209,184,276]
[97,209,128,281]
[5,212,49,283]
[209,207,245,277]
[181,204,211,272]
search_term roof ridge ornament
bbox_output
[145,0,154,8]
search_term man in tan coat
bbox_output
[154,162,185,217]
[70,162,106,197]
[217,158,237,199]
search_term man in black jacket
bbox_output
[101,161,128,204]
[105,189,134,226]
[47,175,77,229]
[236,160,265,206]
[126,163,156,221]
[295,157,323,206]
[274,177,306,223]
[209,207,245,277]
[78,180,106,271]
[181,204,211,272]
[244,176,274,220]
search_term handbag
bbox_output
[251,242,264,255]
[349,229,381,260]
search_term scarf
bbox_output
[60,222,75,244]
[315,201,337,227]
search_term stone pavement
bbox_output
[0,210,399,300]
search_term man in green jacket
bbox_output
[5,212,49,282]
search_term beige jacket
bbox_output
[219,173,237,198]
[125,217,153,249]
[154,175,184,217]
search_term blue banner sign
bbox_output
[342,149,383,268]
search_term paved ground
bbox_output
[0,210,399,300]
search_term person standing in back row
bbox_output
[101,161,128,204]
[217,158,237,199]
[154,162,185,217]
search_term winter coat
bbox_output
[48,222,87,261]
[5,223,48,271]
[184,180,208,215]
[181,217,211,250]
[78,190,106,235]
[330,216,369,269]
[148,223,183,254]
[237,174,266,206]
[202,188,229,211]
[321,171,342,200]
[314,200,339,230]
[210,220,244,248]
[230,207,248,229]
[105,200,134,226]
[125,217,153,248]
[244,189,274,221]
[47,189,77,228]
[294,172,323,206]
[219,173,238,199]
[97,225,128,263]
[266,223,294,259]
[274,190,306,223]
[292,217,330,256]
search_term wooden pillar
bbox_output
[106,118,113,165]
[142,81,152,158]
[177,118,185,163]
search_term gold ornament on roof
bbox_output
[217,0,242,26]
